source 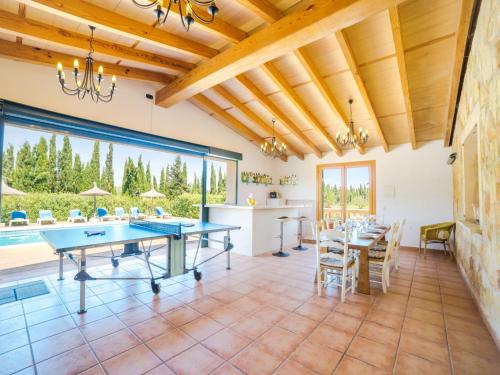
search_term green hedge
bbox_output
[1,192,225,223]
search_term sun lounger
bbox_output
[9,210,29,226]
[37,210,57,225]
[97,207,117,222]
[130,207,147,220]
[115,207,130,221]
[68,209,86,223]
[155,207,172,219]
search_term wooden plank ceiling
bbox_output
[0,0,466,159]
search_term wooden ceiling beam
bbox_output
[335,30,389,152]
[235,0,282,23]
[212,85,304,159]
[155,0,407,107]
[389,7,416,149]
[293,48,364,154]
[261,62,342,156]
[443,0,475,146]
[0,9,194,75]
[16,4,27,44]
[191,94,287,161]
[16,0,218,59]
[0,39,173,84]
[236,74,322,158]
[167,4,246,43]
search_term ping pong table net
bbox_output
[129,218,182,237]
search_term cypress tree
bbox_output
[209,163,217,194]
[122,158,138,196]
[2,144,14,186]
[164,165,170,193]
[34,136,50,192]
[169,156,183,198]
[58,136,73,192]
[101,143,115,193]
[159,168,166,194]
[48,134,57,193]
[136,155,146,193]
[217,166,225,194]
[192,173,198,193]
[153,176,158,190]
[145,161,152,190]
[13,141,34,191]
[73,154,84,193]
[88,141,100,187]
[181,162,188,192]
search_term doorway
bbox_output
[316,161,376,221]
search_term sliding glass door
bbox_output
[317,161,376,221]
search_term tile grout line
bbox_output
[390,254,417,375]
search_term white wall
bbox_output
[275,142,454,247]
[0,58,276,204]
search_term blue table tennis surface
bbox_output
[41,221,240,252]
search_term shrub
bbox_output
[0,192,223,223]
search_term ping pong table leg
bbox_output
[58,252,64,281]
[78,249,87,314]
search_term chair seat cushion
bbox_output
[320,254,355,268]
[368,249,387,260]
[372,244,387,251]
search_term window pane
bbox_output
[346,166,370,217]
[322,168,342,221]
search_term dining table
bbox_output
[321,226,390,295]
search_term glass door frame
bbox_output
[316,160,376,221]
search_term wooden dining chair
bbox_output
[368,221,399,293]
[373,219,405,270]
[316,227,357,302]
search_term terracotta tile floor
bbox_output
[0,246,499,375]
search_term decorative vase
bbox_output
[247,193,256,206]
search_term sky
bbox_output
[4,125,226,187]
[323,166,370,188]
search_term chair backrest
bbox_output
[316,227,350,267]
[97,207,108,217]
[396,219,405,245]
[383,221,400,263]
[39,210,53,219]
[156,207,164,216]
[11,210,27,220]
[69,209,81,218]
[115,207,125,216]
[130,207,140,216]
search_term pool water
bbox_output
[0,230,45,246]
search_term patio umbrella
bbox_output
[140,187,165,215]
[79,182,111,219]
[1,180,26,196]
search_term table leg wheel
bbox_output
[112,258,119,268]
[194,270,202,281]
[151,281,161,294]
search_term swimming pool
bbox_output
[0,230,45,247]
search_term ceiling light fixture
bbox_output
[132,0,219,31]
[336,99,368,148]
[56,26,116,103]
[261,119,287,158]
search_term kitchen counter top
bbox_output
[205,204,311,210]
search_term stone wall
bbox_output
[452,0,499,342]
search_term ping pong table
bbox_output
[41,219,240,313]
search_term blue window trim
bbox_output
[0,100,242,160]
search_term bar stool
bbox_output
[293,216,308,251]
[273,216,290,257]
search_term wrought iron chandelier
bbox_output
[56,26,116,103]
[336,99,368,148]
[132,0,219,30]
[261,119,287,158]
